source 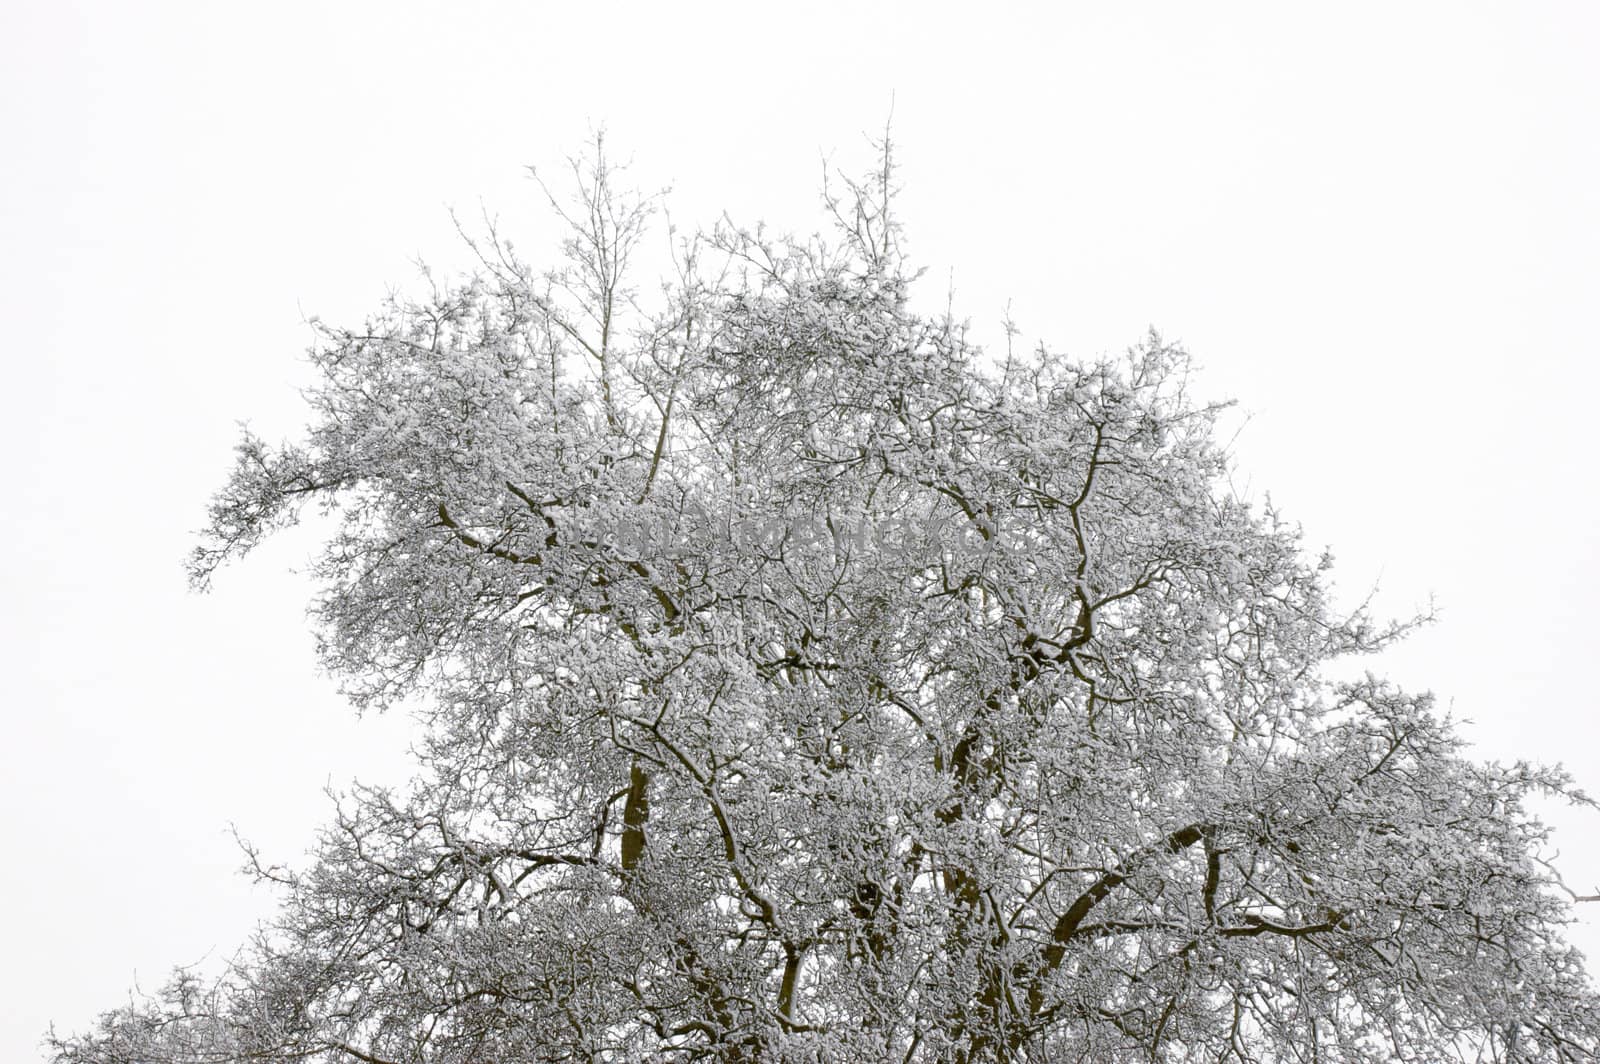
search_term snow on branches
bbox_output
[53,138,1600,1064]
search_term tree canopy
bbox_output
[51,138,1600,1062]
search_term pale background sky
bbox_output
[4,3,1598,1058]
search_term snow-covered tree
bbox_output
[50,138,1600,1062]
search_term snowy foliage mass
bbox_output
[51,139,1600,1062]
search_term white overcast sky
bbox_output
[4,2,1599,1057]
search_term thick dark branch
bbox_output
[1042,823,1207,970]
[503,480,560,547]
[1219,911,1348,938]
[436,503,542,566]
[1067,919,1189,940]
[625,559,681,621]
[621,760,650,873]
[446,490,685,628]
[1202,835,1222,922]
